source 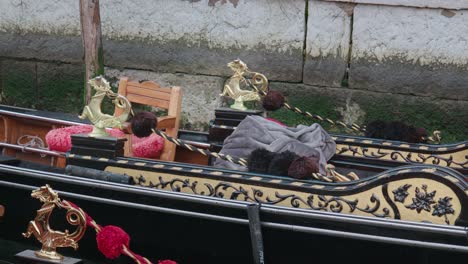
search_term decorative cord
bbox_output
[63,200,175,264]
[151,128,248,167]
[151,128,352,182]
[245,79,441,143]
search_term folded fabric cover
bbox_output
[214,116,336,174]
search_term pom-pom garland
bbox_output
[62,200,177,264]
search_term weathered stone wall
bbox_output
[0,0,467,140]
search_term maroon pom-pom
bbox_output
[262,90,285,111]
[131,111,158,138]
[288,156,319,179]
[96,225,130,259]
[414,127,428,143]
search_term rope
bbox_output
[151,128,341,182]
[63,200,153,264]
[17,135,48,157]
[151,128,248,167]
[245,79,366,133]
[245,79,441,143]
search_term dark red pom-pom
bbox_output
[262,90,285,111]
[96,225,130,259]
[288,156,319,179]
[131,111,158,138]
[158,260,178,264]
[414,127,428,143]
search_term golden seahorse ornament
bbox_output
[22,185,87,260]
[79,76,132,137]
[221,59,269,110]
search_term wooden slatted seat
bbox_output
[115,77,182,161]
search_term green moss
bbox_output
[36,63,84,114]
[37,78,84,113]
[1,62,37,108]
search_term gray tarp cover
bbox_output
[214,115,336,174]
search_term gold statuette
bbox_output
[221,59,268,111]
[79,76,132,137]
[22,185,87,260]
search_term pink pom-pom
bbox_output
[132,133,164,158]
[46,125,127,152]
[46,125,93,152]
[96,225,130,259]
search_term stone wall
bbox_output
[0,0,466,140]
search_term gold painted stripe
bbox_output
[230,174,243,178]
[421,168,437,173]
[419,146,429,150]
[98,158,109,162]
[437,147,448,151]
[344,138,355,142]
[444,176,460,184]
[191,169,203,173]
[68,154,75,158]
[152,164,164,168]
[134,162,147,166]
[362,140,373,144]
[249,177,262,181]
[171,167,183,171]
[117,160,128,164]
[334,186,347,190]
[382,142,392,146]
[399,144,410,148]
[397,169,411,174]
[82,156,92,160]
[291,182,304,186]
[270,179,282,183]
[210,171,223,176]
[310,185,325,189]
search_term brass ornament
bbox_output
[79,76,132,137]
[22,185,87,260]
[221,59,268,111]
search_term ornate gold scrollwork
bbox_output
[22,185,87,260]
[220,59,268,111]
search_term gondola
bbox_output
[0,72,467,263]
[0,111,467,263]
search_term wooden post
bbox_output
[80,0,104,105]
